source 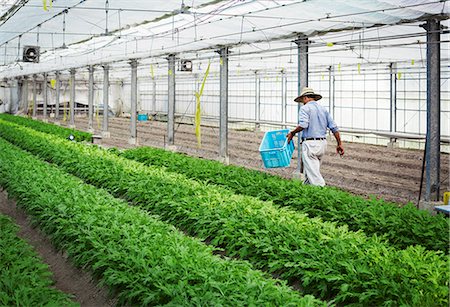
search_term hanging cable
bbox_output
[118,8,122,38]
[105,0,109,35]
[62,9,67,48]
[17,35,21,60]
[3,41,7,65]
[171,15,174,41]
[239,16,244,43]
[36,24,40,46]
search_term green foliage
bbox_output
[0,113,92,142]
[0,214,78,306]
[0,120,448,306]
[0,137,319,306]
[120,146,449,253]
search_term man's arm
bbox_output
[287,126,303,143]
[333,131,344,156]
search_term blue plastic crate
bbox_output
[259,129,294,168]
[137,114,148,121]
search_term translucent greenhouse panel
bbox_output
[155,79,168,113]
[138,80,153,112]
[308,72,330,104]
[199,77,220,118]
[441,66,450,138]
[286,77,298,125]
[175,77,196,115]
[229,76,256,121]
[397,110,425,134]
[377,109,390,131]
[259,76,282,122]
[353,108,365,129]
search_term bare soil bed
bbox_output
[52,116,449,205]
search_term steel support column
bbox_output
[152,78,156,116]
[281,70,287,128]
[102,65,110,137]
[255,71,260,129]
[129,59,138,145]
[88,66,94,132]
[32,74,37,118]
[424,20,441,201]
[55,72,60,123]
[389,62,397,141]
[167,54,176,146]
[22,76,28,114]
[328,66,335,118]
[219,47,229,164]
[294,35,308,177]
[69,69,76,128]
[43,73,48,121]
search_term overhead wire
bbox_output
[10,0,445,56]
[0,0,448,73]
[1,0,446,67]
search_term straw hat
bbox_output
[294,87,322,103]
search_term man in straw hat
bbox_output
[287,87,344,186]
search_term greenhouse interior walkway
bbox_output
[39,114,449,206]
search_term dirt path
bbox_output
[49,116,449,204]
[0,190,115,307]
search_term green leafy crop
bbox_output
[119,146,449,253]
[0,113,92,142]
[0,214,78,306]
[0,120,448,306]
[0,137,320,306]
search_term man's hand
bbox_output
[286,131,294,143]
[336,144,344,156]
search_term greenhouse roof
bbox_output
[0,0,447,77]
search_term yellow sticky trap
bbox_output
[195,93,201,147]
[357,63,361,74]
[326,42,334,47]
[321,74,324,80]
[338,63,341,72]
[43,0,52,11]
[444,192,450,205]
[411,59,415,65]
[50,79,56,89]
[168,69,173,76]
[220,58,223,66]
[276,76,279,82]
[150,64,155,79]
[194,61,211,148]
[397,72,402,80]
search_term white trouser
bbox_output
[302,139,327,186]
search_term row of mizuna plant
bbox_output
[0,113,92,142]
[118,147,449,253]
[0,214,77,306]
[0,119,448,306]
[5,114,447,252]
[0,137,319,306]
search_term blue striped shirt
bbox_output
[298,101,338,138]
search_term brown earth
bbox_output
[52,115,448,205]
